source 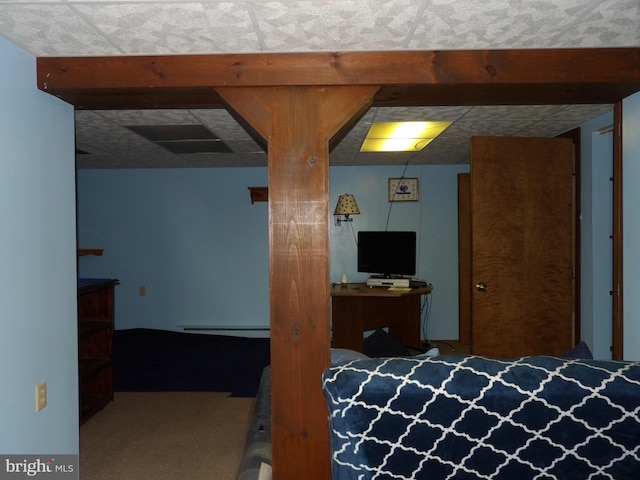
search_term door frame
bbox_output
[612,102,624,360]
[557,127,582,345]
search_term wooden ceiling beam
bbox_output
[41,83,639,111]
[37,48,640,109]
[374,83,640,106]
[50,88,226,110]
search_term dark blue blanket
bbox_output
[114,328,270,397]
[322,355,640,480]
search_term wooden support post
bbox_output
[217,85,378,479]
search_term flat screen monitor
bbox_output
[357,231,416,278]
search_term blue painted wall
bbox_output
[623,92,640,361]
[77,168,270,332]
[0,36,78,455]
[329,165,469,340]
[77,164,468,340]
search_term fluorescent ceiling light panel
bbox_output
[361,121,452,152]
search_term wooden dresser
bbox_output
[78,278,118,424]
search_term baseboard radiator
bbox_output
[180,325,270,333]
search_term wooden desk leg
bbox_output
[331,297,365,352]
[387,295,422,350]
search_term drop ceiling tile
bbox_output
[416,136,471,162]
[372,106,471,122]
[100,110,200,125]
[0,5,120,56]
[76,117,178,161]
[414,151,467,165]
[157,139,232,154]
[459,105,565,122]
[202,123,259,142]
[191,110,265,144]
[253,0,423,51]
[335,116,368,145]
[450,118,538,137]
[567,0,640,47]
[74,3,261,55]
[191,109,240,125]
[127,124,216,141]
[517,122,586,138]
[336,122,368,141]
[408,0,638,49]
[545,105,614,123]
[226,140,266,154]
[75,110,113,130]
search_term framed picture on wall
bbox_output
[388,178,419,202]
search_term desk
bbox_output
[330,282,431,353]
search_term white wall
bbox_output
[623,91,640,361]
[0,36,78,455]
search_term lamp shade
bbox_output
[334,194,360,216]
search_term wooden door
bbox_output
[471,137,575,358]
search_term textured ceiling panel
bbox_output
[74,3,262,54]
[2,0,638,57]
[253,0,424,51]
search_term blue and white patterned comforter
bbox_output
[322,355,640,480]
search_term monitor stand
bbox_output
[366,276,410,288]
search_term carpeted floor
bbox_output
[80,392,254,480]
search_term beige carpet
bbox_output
[80,392,255,480]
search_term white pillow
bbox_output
[258,462,272,480]
[331,348,369,364]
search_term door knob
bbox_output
[475,282,487,292]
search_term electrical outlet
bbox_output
[36,382,47,412]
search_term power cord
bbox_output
[432,340,456,352]
[349,220,358,246]
[384,161,409,231]
[420,289,433,350]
